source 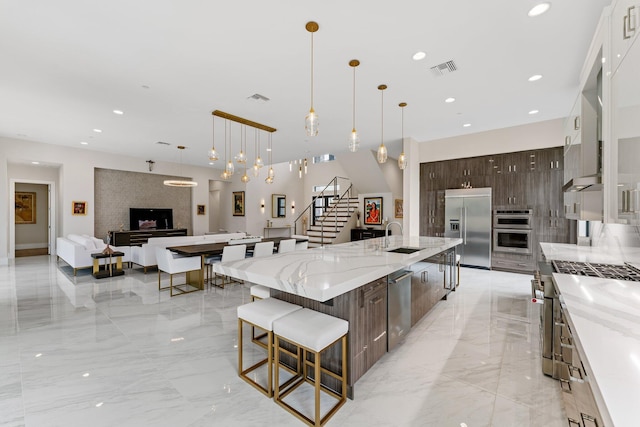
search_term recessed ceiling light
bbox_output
[209,162,214,165]
[80,141,88,145]
[113,110,124,115]
[266,148,272,152]
[445,97,456,103]
[412,51,426,61]
[463,123,471,128]
[93,129,102,133]
[528,74,542,82]
[529,110,539,115]
[528,2,551,17]
[31,161,40,165]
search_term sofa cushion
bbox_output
[67,234,96,250]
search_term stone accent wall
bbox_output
[94,168,192,239]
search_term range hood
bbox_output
[562,174,602,192]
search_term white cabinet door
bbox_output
[611,0,640,74]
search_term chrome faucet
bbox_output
[385,221,403,247]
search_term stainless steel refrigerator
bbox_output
[444,188,492,269]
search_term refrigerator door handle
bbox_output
[463,207,467,244]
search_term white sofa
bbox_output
[131,232,246,272]
[56,234,131,276]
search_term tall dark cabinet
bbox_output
[420,146,568,272]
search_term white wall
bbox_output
[418,118,564,162]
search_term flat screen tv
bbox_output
[129,208,173,230]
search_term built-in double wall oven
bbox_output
[493,209,533,255]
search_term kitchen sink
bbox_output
[386,247,421,254]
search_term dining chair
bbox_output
[212,244,247,288]
[155,247,201,297]
[295,240,309,250]
[253,241,275,258]
[278,239,296,254]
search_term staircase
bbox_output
[306,197,358,248]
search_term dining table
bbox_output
[167,236,307,289]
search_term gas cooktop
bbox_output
[552,260,640,282]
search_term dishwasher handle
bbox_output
[389,271,412,284]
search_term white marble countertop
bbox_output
[539,242,640,265]
[540,242,640,426]
[553,273,640,427]
[211,235,461,302]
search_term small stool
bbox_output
[237,298,302,397]
[250,284,271,300]
[273,308,349,427]
[249,285,272,345]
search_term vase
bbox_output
[356,219,361,228]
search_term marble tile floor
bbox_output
[0,256,567,426]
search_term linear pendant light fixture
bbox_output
[305,21,319,137]
[164,145,198,187]
[377,84,388,163]
[397,102,407,170]
[348,59,360,152]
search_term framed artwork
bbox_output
[15,192,36,224]
[72,201,87,215]
[197,204,206,215]
[233,191,245,216]
[394,199,403,218]
[364,197,382,225]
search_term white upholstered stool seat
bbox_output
[273,308,349,426]
[237,298,302,397]
[250,284,271,300]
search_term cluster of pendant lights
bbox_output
[208,114,275,184]
[305,21,408,170]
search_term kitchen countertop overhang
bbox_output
[211,235,462,302]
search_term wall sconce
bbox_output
[291,201,295,214]
[146,160,155,171]
[260,200,265,212]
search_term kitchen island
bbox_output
[213,235,462,397]
[540,242,640,427]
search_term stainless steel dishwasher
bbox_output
[387,269,412,350]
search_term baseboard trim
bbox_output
[15,243,48,250]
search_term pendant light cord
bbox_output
[310,32,314,110]
[352,65,356,130]
[381,89,384,146]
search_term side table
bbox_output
[90,251,125,279]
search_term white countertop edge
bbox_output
[212,236,462,302]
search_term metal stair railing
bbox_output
[293,177,354,246]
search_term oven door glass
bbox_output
[493,229,532,254]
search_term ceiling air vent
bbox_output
[430,60,457,77]
[155,141,171,146]
[247,93,270,103]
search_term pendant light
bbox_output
[164,146,198,187]
[377,84,388,163]
[208,115,218,161]
[226,122,235,176]
[235,125,247,164]
[348,59,360,152]
[252,129,260,177]
[265,133,274,184]
[221,120,230,180]
[304,21,319,137]
[398,102,408,170]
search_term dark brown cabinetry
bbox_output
[351,228,386,241]
[111,228,188,246]
[420,147,568,272]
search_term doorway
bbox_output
[10,180,56,259]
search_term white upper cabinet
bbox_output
[611,0,640,74]
[610,32,640,224]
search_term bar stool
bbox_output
[251,285,271,300]
[273,308,349,427]
[237,298,302,397]
[456,254,461,287]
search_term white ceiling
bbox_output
[0,0,611,169]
